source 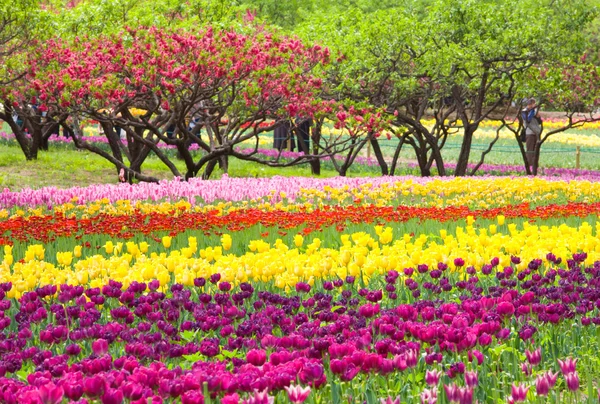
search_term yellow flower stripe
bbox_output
[1,222,599,298]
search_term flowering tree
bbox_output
[0,0,54,160]
[18,25,379,180]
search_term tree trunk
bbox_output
[370,136,388,175]
[338,139,356,177]
[516,134,532,175]
[310,120,322,175]
[29,126,42,160]
[202,158,219,180]
[417,150,431,177]
[532,140,542,176]
[455,125,475,176]
[0,106,34,160]
[100,122,125,165]
[389,136,406,176]
[218,155,229,173]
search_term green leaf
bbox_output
[15,369,28,381]
[182,353,204,363]
[181,330,197,341]
[365,386,377,404]
[331,382,341,404]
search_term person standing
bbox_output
[295,117,312,153]
[521,98,542,168]
[273,119,294,151]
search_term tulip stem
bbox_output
[203,382,211,404]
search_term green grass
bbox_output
[0,142,365,191]
[372,130,600,171]
[2,124,600,191]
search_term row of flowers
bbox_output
[3,222,600,296]
[0,251,596,402]
[3,176,600,215]
[1,199,600,246]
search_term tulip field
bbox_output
[1,175,600,403]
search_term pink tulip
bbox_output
[565,372,580,392]
[425,370,443,386]
[558,357,577,375]
[535,374,550,396]
[510,383,529,402]
[92,338,109,356]
[525,348,541,366]
[464,371,478,388]
[284,385,311,403]
[421,389,437,404]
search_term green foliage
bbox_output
[0,0,44,84]
[41,0,242,38]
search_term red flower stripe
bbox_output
[1,202,599,245]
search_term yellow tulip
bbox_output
[221,234,232,251]
[104,241,114,254]
[294,235,304,248]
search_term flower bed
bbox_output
[1,176,600,402]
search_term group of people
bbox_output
[272,117,312,152]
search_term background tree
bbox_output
[505,61,600,175]
[297,0,597,177]
[0,0,58,160]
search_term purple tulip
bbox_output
[83,375,106,398]
[222,393,240,404]
[101,388,124,404]
[497,301,515,317]
[38,383,64,404]
[65,344,82,356]
[535,374,550,396]
[92,339,109,357]
[468,350,484,365]
[521,363,532,376]
[181,390,205,404]
[246,349,267,366]
[464,371,478,388]
[525,348,541,366]
[295,283,311,293]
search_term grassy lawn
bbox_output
[2,124,600,191]
[0,143,353,191]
